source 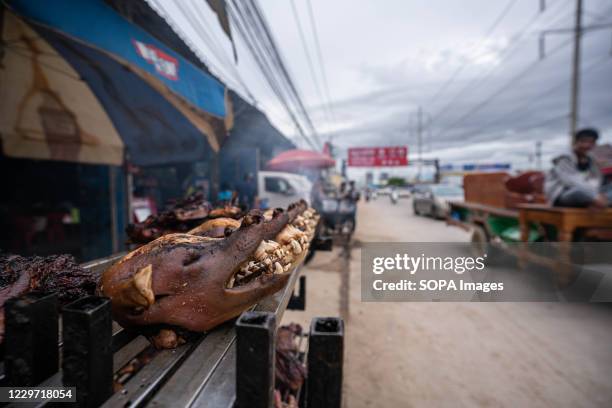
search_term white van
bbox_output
[258,171,312,209]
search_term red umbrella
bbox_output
[266,149,335,171]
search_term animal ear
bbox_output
[134,264,155,305]
[112,264,155,309]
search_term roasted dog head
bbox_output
[99,210,292,333]
[188,218,241,238]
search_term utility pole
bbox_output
[408,107,431,182]
[535,141,542,170]
[540,0,612,145]
[417,106,423,181]
[569,0,583,143]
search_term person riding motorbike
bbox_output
[390,186,399,204]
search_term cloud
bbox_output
[170,0,612,175]
[315,31,612,172]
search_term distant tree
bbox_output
[387,177,406,186]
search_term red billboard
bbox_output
[348,146,408,167]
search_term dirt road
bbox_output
[283,198,612,407]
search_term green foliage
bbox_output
[386,177,406,186]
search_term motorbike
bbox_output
[390,189,399,204]
[319,196,357,238]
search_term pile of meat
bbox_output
[126,193,242,244]
[275,323,306,407]
[0,253,97,342]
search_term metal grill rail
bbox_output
[1,249,343,408]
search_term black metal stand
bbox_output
[313,236,333,251]
[306,317,344,408]
[234,312,345,408]
[235,311,276,408]
[62,296,113,408]
[288,276,306,310]
[4,292,59,386]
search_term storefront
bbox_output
[0,0,232,261]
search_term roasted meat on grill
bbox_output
[276,323,306,398]
[126,193,243,244]
[188,218,241,238]
[101,201,319,348]
[0,253,97,342]
[100,210,290,345]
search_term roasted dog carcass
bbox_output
[126,193,242,244]
[0,253,97,343]
[276,323,306,399]
[100,201,319,348]
[187,218,241,239]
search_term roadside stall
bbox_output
[0,2,343,406]
[0,0,232,259]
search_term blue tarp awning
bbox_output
[43,26,215,166]
[4,0,232,165]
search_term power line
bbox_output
[230,1,315,148]
[149,0,252,101]
[431,0,572,124]
[227,0,321,149]
[447,53,611,140]
[432,1,612,142]
[246,0,323,148]
[289,0,329,127]
[305,0,336,137]
[428,0,520,105]
[152,0,305,134]
[237,0,319,148]
[433,35,574,139]
[185,0,256,102]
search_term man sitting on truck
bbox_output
[545,128,610,208]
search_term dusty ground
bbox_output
[283,198,612,408]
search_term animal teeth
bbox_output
[290,240,302,254]
[284,264,291,272]
[227,276,235,288]
[274,262,284,275]
[264,258,272,266]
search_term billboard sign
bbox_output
[348,146,408,167]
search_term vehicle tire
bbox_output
[470,225,507,266]
[470,225,489,258]
[413,203,420,216]
[428,204,436,217]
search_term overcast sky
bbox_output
[152,0,612,179]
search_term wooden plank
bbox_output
[449,201,519,218]
[518,204,612,213]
